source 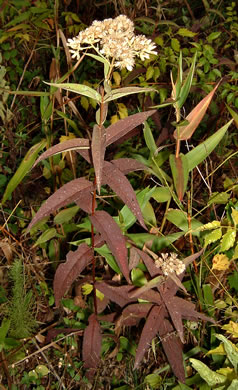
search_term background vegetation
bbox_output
[0,0,238,389]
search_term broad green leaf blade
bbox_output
[44,82,102,102]
[1,140,47,205]
[169,153,189,201]
[0,318,11,351]
[174,82,220,141]
[178,51,197,109]
[104,86,155,103]
[92,124,106,193]
[151,186,171,203]
[216,334,238,372]
[54,205,80,224]
[186,119,233,171]
[190,358,226,387]
[33,228,57,247]
[166,209,202,234]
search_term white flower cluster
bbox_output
[67,15,157,71]
[155,253,186,276]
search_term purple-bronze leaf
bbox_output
[95,282,136,307]
[27,178,94,231]
[158,318,185,383]
[121,303,153,326]
[134,305,165,370]
[111,158,147,175]
[102,161,146,230]
[54,235,104,307]
[90,210,130,282]
[92,124,106,194]
[75,186,95,214]
[133,247,163,277]
[106,110,156,147]
[33,138,90,168]
[168,297,215,324]
[54,243,93,307]
[82,313,102,369]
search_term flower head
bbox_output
[155,252,186,276]
[67,15,156,70]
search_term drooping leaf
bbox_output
[174,82,220,141]
[44,82,102,102]
[82,313,102,369]
[102,161,146,229]
[169,153,189,201]
[2,140,47,205]
[33,138,90,168]
[143,120,157,155]
[106,110,156,146]
[158,318,185,383]
[95,282,136,307]
[27,178,93,231]
[92,124,106,193]
[104,86,155,103]
[226,105,238,128]
[134,305,165,370]
[33,228,57,247]
[90,210,130,282]
[186,119,233,171]
[216,334,238,371]
[121,303,153,326]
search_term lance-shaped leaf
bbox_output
[129,275,164,298]
[75,187,96,214]
[174,82,220,141]
[95,282,136,307]
[102,161,146,230]
[186,119,233,171]
[134,305,165,370]
[27,178,93,231]
[92,124,106,194]
[177,51,197,109]
[104,86,155,103]
[121,303,153,326]
[32,138,90,168]
[90,211,130,282]
[158,318,185,383]
[169,153,189,201]
[54,237,105,307]
[2,140,47,205]
[44,82,102,102]
[82,313,102,369]
[111,158,146,175]
[106,110,156,146]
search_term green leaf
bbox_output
[190,358,226,387]
[220,229,236,252]
[33,228,57,247]
[227,379,238,390]
[228,271,238,292]
[171,38,180,52]
[0,318,10,351]
[177,28,197,37]
[226,105,238,128]
[35,364,49,376]
[216,334,238,371]
[186,120,233,171]
[146,66,154,80]
[54,206,80,224]
[204,228,222,247]
[207,31,221,42]
[95,245,121,274]
[177,52,197,109]
[104,86,155,103]
[208,192,230,205]
[44,82,102,102]
[131,268,147,287]
[166,209,202,234]
[143,120,157,155]
[1,140,47,205]
[231,208,238,225]
[196,221,221,231]
[151,186,171,203]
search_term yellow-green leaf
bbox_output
[222,321,238,338]
[204,228,222,247]
[177,28,197,37]
[220,229,236,252]
[231,208,238,225]
[82,283,93,295]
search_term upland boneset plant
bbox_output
[26,14,232,382]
